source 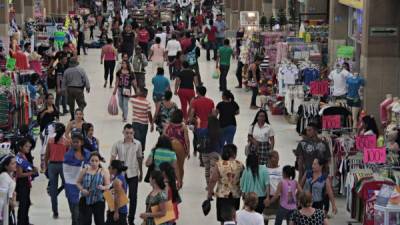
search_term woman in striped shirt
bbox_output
[76,152,110,225]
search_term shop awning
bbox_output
[339,0,363,9]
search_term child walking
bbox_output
[266,165,302,225]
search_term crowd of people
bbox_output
[0,1,342,225]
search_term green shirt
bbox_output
[149,148,177,169]
[240,165,270,197]
[218,46,233,66]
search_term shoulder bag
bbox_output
[144,149,156,183]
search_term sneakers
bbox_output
[53,213,59,219]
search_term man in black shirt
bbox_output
[295,123,331,181]
[55,54,69,115]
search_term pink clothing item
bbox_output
[280,179,297,210]
[380,98,393,125]
[102,44,117,61]
[151,44,165,63]
[276,42,289,64]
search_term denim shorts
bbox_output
[347,97,361,107]
[153,94,164,102]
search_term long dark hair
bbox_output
[362,115,379,137]
[110,160,128,174]
[221,144,238,161]
[155,135,172,151]
[251,109,270,126]
[150,170,166,189]
[118,60,132,74]
[159,162,181,203]
[82,123,94,138]
[54,123,66,143]
[0,155,15,173]
[246,153,259,181]
[282,165,296,180]
[208,115,222,150]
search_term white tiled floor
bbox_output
[28,49,350,225]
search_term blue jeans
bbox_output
[48,163,65,214]
[67,200,79,225]
[222,125,236,144]
[133,122,148,152]
[118,90,129,120]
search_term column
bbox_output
[25,0,35,19]
[328,0,349,66]
[361,0,400,120]
[14,0,24,25]
[272,0,286,17]
[231,0,240,30]
[0,0,9,53]
[61,0,69,15]
[43,0,52,16]
[304,0,329,20]
[224,0,232,31]
[68,0,75,13]
[262,0,273,19]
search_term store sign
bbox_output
[310,80,329,96]
[370,27,398,37]
[356,135,376,150]
[336,46,354,58]
[240,11,259,27]
[338,0,363,9]
[322,115,341,129]
[363,147,386,163]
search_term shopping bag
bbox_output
[103,189,129,212]
[151,200,176,225]
[108,95,118,116]
[212,69,220,79]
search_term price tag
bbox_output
[356,135,376,150]
[363,148,386,163]
[322,115,341,129]
[310,80,329,96]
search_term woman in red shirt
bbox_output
[44,122,70,218]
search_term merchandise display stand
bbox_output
[374,204,400,225]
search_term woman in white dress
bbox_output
[0,154,17,225]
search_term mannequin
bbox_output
[387,97,399,124]
[328,64,351,99]
[346,72,365,129]
[380,94,393,127]
[385,123,400,152]
[391,98,400,126]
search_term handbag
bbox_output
[144,149,156,183]
[151,200,176,225]
[122,87,131,97]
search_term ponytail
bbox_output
[283,165,296,180]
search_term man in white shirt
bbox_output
[155,27,167,48]
[328,64,351,97]
[110,124,143,225]
[236,193,264,225]
[165,33,182,79]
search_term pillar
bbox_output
[43,0,52,16]
[25,0,35,20]
[272,0,286,17]
[328,0,349,66]
[224,0,232,31]
[262,0,273,19]
[231,0,239,30]
[14,0,24,25]
[61,0,69,15]
[0,0,9,53]
[68,0,75,13]
[304,0,329,20]
[361,0,400,120]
